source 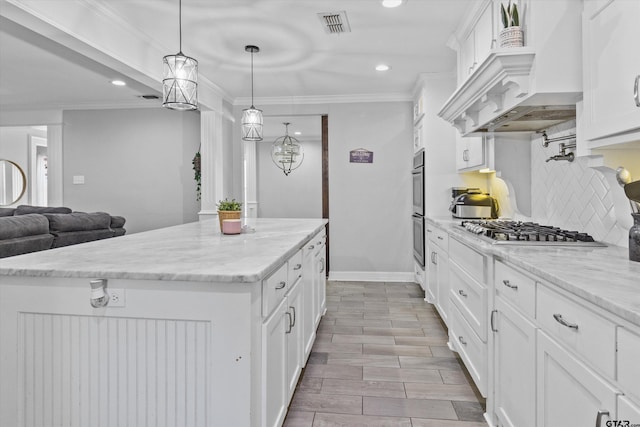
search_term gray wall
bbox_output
[257,136,322,218]
[62,108,200,234]
[328,102,413,275]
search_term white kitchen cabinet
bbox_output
[458,0,495,83]
[285,276,303,402]
[493,296,536,427]
[582,0,640,147]
[537,330,620,427]
[427,224,449,322]
[456,134,486,171]
[302,229,326,360]
[448,237,488,397]
[262,298,289,427]
[312,231,327,328]
[618,395,640,424]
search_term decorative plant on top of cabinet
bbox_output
[499,1,523,48]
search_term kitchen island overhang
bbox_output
[0,218,328,427]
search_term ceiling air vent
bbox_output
[317,11,351,34]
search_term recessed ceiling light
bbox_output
[375,64,391,71]
[382,0,406,8]
[111,80,126,86]
[294,131,302,136]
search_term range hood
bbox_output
[438,49,581,135]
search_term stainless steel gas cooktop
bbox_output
[460,220,607,247]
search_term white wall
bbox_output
[257,136,322,218]
[63,108,200,234]
[0,126,47,206]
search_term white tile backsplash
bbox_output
[530,122,629,247]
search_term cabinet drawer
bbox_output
[288,249,303,285]
[427,225,448,251]
[449,303,487,397]
[618,327,640,401]
[537,284,615,378]
[450,238,485,283]
[263,262,289,317]
[450,260,487,341]
[494,260,535,319]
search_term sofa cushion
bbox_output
[51,230,115,248]
[0,208,16,217]
[0,214,50,240]
[0,234,54,258]
[44,212,111,232]
[15,205,72,215]
[113,228,126,237]
[110,215,126,228]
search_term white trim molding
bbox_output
[328,271,416,283]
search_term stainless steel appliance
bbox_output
[412,149,425,216]
[460,220,606,247]
[412,214,425,266]
[450,190,499,219]
[412,149,425,267]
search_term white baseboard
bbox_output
[327,271,415,283]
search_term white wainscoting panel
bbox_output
[18,313,210,427]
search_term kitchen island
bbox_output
[0,218,328,427]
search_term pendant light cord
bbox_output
[250,50,255,107]
[178,0,183,53]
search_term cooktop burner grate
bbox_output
[460,220,607,246]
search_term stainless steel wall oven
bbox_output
[412,149,425,267]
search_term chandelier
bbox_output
[162,0,198,110]
[271,122,304,176]
[241,45,263,141]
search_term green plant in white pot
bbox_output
[499,1,523,48]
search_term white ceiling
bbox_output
[0,0,472,113]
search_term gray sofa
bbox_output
[0,205,126,258]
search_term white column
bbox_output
[199,111,224,221]
[46,125,63,206]
[243,140,258,218]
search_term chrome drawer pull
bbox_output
[275,281,286,290]
[458,336,467,345]
[503,280,518,290]
[595,409,610,427]
[293,263,302,270]
[491,310,498,332]
[634,75,640,107]
[553,313,579,330]
[285,312,293,333]
[458,289,468,298]
[290,306,296,327]
[308,244,315,250]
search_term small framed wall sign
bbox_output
[349,148,374,163]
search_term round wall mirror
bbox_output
[0,159,27,206]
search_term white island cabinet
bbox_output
[0,218,328,427]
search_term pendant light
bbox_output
[162,0,198,110]
[271,122,304,176]
[241,45,263,141]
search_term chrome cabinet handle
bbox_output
[462,149,470,161]
[491,310,498,332]
[458,289,468,298]
[285,312,292,333]
[293,263,302,270]
[595,409,610,427]
[458,336,467,345]
[431,252,437,265]
[308,244,315,250]
[503,279,518,290]
[553,313,579,330]
[437,236,444,241]
[634,75,640,107]
[319,258,325,273]
[290,306,296,327]
[275,281,286,290]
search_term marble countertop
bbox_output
[0,218,328,283]
[426,216,640,327]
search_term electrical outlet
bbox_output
[107,288,125,307]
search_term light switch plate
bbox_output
[72,175,85,184]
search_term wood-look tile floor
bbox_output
[284,281,487,427]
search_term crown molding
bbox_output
[233,92,412,107]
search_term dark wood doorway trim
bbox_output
[322,115,329,276]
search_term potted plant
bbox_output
[217,198,242,232]
[499,1,523,48]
